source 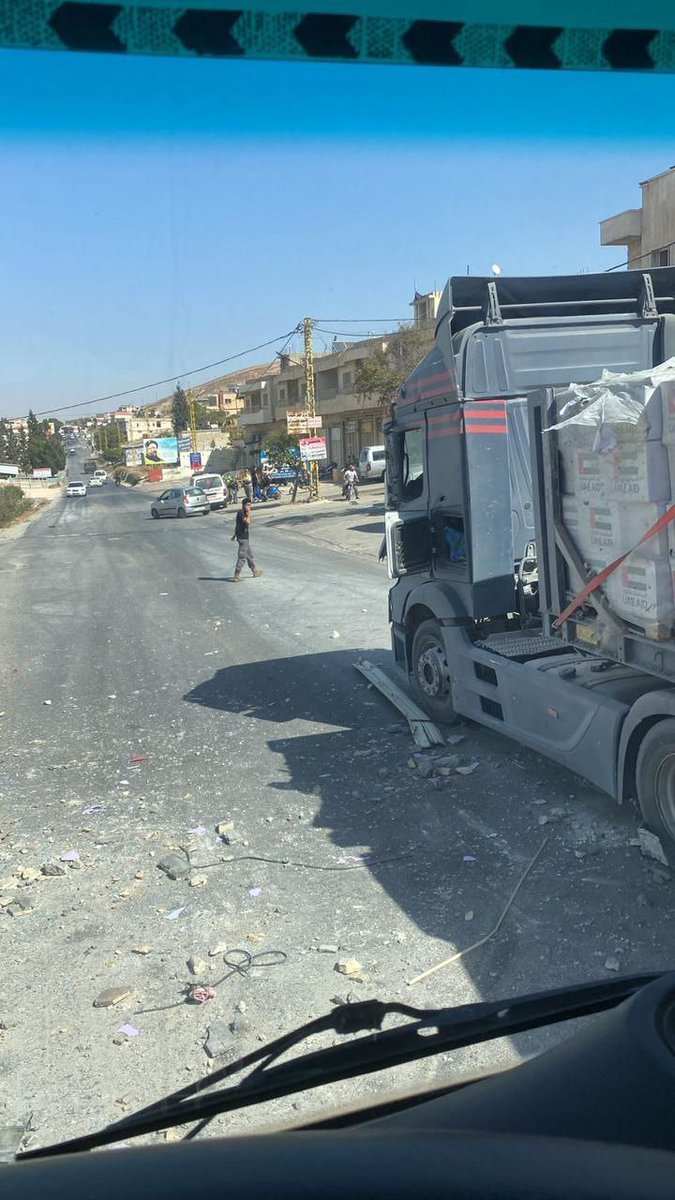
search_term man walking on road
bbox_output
[232,499,263,582]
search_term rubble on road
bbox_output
[637,826,669,867]
[94,986,133,1008]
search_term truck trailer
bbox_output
[385,267,675,860]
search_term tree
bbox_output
[354,324,434,415]
[171,384,189,436]
[262,432,300,467]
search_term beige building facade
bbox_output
[601,166,675,268]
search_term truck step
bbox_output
[474,632,571,660]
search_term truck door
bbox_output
[384,423,432,578]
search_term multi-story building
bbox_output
[600,166,675,268]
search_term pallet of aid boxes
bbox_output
[554,364,675,640]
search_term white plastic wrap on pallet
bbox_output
[550,357,675,444]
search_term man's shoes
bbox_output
[252,569,263,577]
[233,574,242,582]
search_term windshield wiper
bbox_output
[19,971,661,1161]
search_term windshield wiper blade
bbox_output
[19,971,661,1161]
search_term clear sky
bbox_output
[2,47,675,419]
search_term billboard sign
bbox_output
[124,447,143,467]
[143,436,179,467]
[189,452,203,471]
[299,436,327,461]
[286,409,310,435]
[32,467,52,479]
[178,436,192,452]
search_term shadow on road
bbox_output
[182,649,566,1000]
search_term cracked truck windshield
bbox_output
[3,42,675,1155]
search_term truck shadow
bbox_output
[180,649,639,1006]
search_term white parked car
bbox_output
[190,473,227,509]
[66,481,87,497]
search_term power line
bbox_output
[31,331,298,419]
[605,241,675,272]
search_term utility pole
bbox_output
[303,316,319,501]
[188,388,198,456]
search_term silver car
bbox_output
[150,486,210,519]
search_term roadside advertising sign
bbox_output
[124,447,143,467]
[190,452,203,471]
[307,416,322,429]
[286,409,310,435]
[143,436,180,467]
[32,467,52,479]
[299,436,328,461]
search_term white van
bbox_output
[190,472,227,509]
[358,445,386,482]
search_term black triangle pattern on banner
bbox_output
[295,13,359,58]
[49,2,125,52]
[13,3,675,73]
[173,9,244,56]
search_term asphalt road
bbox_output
[1,451,674,1152]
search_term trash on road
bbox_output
[187,955,207,976]
[131,945,152,955]
[165,907,186,921]
[637,826,669,867]
[604,956,620,972]
[354,659,445,748]
[59,850,80,863]
[188,985,216,1005]
[94,986,133,1008]
[330,631,341,639]
[131,754,147,764]
[189,873,208,888]
[465,910,475,921]
[189,825,207,835]
[43,700,52,706]
[82,805,104,815]
[117,1023,140,1038]
[335,958,362,977]
[463,855,477,863]
[157,852,190,881]
[249,887,262,898]
[204,1019,235,1058]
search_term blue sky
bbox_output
[3,49,675,418]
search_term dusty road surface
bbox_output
[1,461,672,1154]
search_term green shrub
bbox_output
[0,485,33,527]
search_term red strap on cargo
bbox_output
[554,503,675,629]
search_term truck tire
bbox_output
[411,619,457,725]
[636,718,675,861]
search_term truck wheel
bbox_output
[411,619,457,725]
[636,718,675,861]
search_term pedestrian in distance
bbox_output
[343,463,359,502]
[232,499,263,582]
[242,469,253,502]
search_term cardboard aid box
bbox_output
[605,554,675,636]
[560,496,669,564]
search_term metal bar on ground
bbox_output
[354,659,445,747]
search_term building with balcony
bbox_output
[601,166,675,268]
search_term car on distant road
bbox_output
[88,475,104,487]
[93,469,108,483]
[190,472,227,509]
[150,487,210,519]
[66,481,87,497]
